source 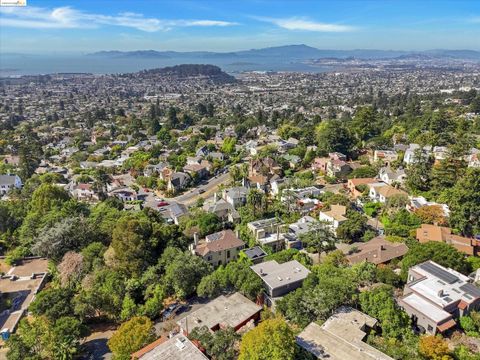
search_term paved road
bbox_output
[172,172,231,206]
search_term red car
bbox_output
[157,201,170,207]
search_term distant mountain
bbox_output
[134,64,236,84]
[88,45,480,62]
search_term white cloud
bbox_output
[256,16,355,32]
[0,6,237,32]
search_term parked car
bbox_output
[161,303,180,321]
[157,201,170,207]
[198,189,205,194]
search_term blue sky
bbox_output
[0,0,479,53]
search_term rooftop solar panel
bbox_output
[460,283,480,298]
[419,262,459,284]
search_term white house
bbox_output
[0,174,22,195]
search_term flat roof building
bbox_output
[131,334,208,360]
[296,307,393,360]
[250,260,310,303]
[399,261,480,334]
[177,292,261,335]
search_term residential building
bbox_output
[243,246,268,264]
[177,292,261,334]
[223,186,248,208]
[190,230,245,267]
[319,205,348,233]
[407,197,450,218]
[0,258,48,341]
[71,183,100,202]
[247,218,285,252]
[416,224,479,256]
[399,261,480,335]
[0,174,22,195]
[296,307,393,360]
[203,195,240,223]
[403,144,432,165]
[345,236,408,265]
[378,167,406,185]
[167,172,191,193]
[374,149,398,165]
[285,215,317,249]
[347,178,378,198]
[131,334,208,360]
[250,260,310,305]
[368,183,407,203]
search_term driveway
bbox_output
[80,328,115,360]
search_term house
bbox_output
[223,186,248,208]
[203,195,240,223]
[296,307,393,360]
[110,188,137,202]
[368,183,407,203]
[0,174,22,195]
[0,258,48,341]
[407,197,450,218]
[190,230,245,267]
[177,292,261,334]
[167,172,191,193]
[283,154,301,168]
[247,218,285,252]
[195,145,210,158]
[416,224,479,256]
[378,167,407,185]
[250,260,310,306]
[183,162,210,179]
[374,149,398,165]
[280,186,323,202]
[403,144,432,165]
[345,236,408,265]
[243,246,268,264]
[1,155,20,166]
[131,334,208,360]
[319,205,348,233]
[284,215,317,249]
[327,159,352,178]
[157,202,188,225]
[347,178,378,198]
[399,261,480,335]
[71,183,99,202]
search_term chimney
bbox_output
[236,229,240,238]
[214,192,218,202]
[438,289,444,297]
[193,232,199,246]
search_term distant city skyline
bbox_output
[0,0,479,53]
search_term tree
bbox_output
[30,287,74,321]
[110,214,153,275]
[299,221,336,253]
[414,205,448,226]
[160,247,212,299]
[336,212,369,243]
[405,149,434,193]
[189,326,240,360]
[401,241,468,279]
[239,318,296,360]
[6,316,87,360]
[32,216,94,262]
[447,168,480,236]
[418,335,452,360]
[315,120,355,157]
[108,316,155,360]
[359,285,410,339]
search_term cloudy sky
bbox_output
[0,0,479,53]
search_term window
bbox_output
[207,255,212,261]
[227,250,231,258]
[427,325,433,332]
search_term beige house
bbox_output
[190,230,245,267]
[319,204,348,234]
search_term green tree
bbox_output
[359,285,410,339]
[336,211,369,243]
[299,221,337,253]
[189,326,240,360]
[316,120,355,157]
[29,288,74,321]
[447,168,480,236]
[239,318,296,360]
[108,316,155,360]
[405,149,433,193]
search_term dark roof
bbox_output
[459,283,480,298]
[243,246,267,259]
[419,261,459,284]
